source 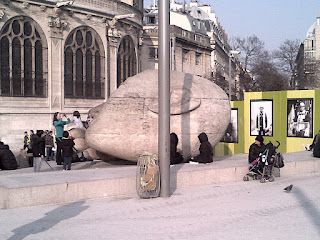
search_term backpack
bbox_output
[274,152,284,168]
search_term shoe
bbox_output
[302,143,308,151]
[63,169,66,171]
[189,161,198,164]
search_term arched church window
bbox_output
[117,35,136,88]
[64,26,105,99]
[0,16,48,97]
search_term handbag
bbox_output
[274,152,284,168]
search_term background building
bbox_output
[142,0,240,99]
[293,10,320,89]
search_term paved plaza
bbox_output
[1,171,320,240]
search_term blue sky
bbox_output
[210,0,319,51]
[145,0,319,51]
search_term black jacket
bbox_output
[248,143,265,163]
[313,136,320,158]
[61,138,75,158]
[170,133,184,164]
[32,136,45,157]
[0,143,18,170]
[193,133,213,163]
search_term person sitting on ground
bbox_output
[61,131,75,171]
[16,149,29,169]
[308,129,320,151]
[312,131,320,158]
[0,141,18,170]
[189,132,213,164]
[170,133,184,164]
[248,135,265,164]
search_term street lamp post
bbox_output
[158,0,170,198]
[228,50,240,102]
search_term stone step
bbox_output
[0,151,319,209]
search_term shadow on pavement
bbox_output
[294,186,320,235]
[8,201,89,240]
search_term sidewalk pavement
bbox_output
[0,151,320,209]
[1,172,320,240]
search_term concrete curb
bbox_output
[1,151,319,209]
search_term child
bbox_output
[61,131,75,171]
[72,111,85,129]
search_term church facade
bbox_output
[0,0,143,152]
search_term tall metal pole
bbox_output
[158,0,170,197]
[228,54,232,102]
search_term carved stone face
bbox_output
[85,69,230,161]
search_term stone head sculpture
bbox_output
[85,69,230,161]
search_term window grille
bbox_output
[0,16,47,97]
[64,26,105,98]
[117,36,137,88]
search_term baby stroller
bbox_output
[243,141,280,183]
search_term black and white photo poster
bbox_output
[221,108,238,143]
[287,99,313,138]
[250,100,273,136]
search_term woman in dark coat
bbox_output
[32,130,46,172]
[191,132,213,164]
[313,135,320,158]
[248,135,265,163]
[0,142,18,170]
[170,133,184,164]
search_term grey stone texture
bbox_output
[85,69,230,161]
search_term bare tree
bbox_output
[273,39,301,78]
[231,35,265,71]
[252,60,288,91]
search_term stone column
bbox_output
[48,13,68,111]
[107,26,121,94]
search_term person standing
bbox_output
[28,130,36,149]
[53,112,71,165]
[61,131,75,171]
[32,130,45,172]
[72,110,86,161]
[27,130,36,167]
[23,131,29,150]
[45,131,54,161]
[72,111,85,129]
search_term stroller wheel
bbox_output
[269,176,275,182]
[243,176,249,181]
[260,178,266,183]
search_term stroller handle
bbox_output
[276,140,280,148]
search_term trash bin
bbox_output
[136,153,160,198]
